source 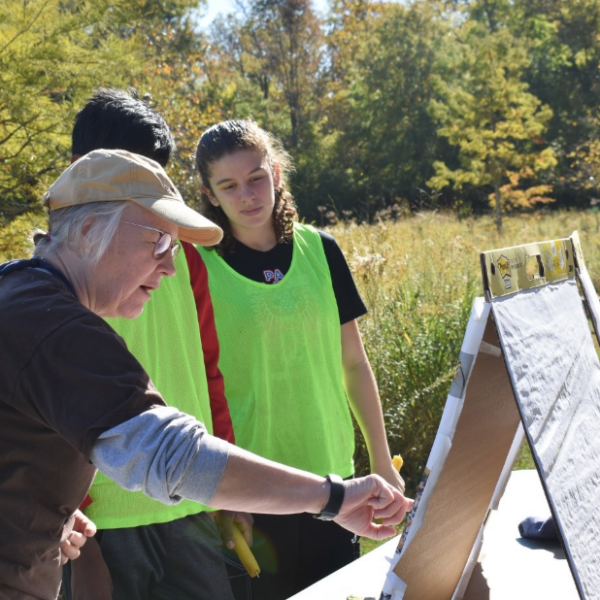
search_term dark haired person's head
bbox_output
[195,119,297,254]
[72,88,175,167]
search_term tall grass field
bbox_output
[327,209,600,553]
[326,210,600,491]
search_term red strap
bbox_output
[182,241,235,444]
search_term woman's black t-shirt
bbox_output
[222,230,367,325]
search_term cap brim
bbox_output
[132,197,223,246]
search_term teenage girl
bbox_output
[193,120,403,600]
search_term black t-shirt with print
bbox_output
[222,230,367,325]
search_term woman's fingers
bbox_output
[60,531,86,564]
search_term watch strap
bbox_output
[313,474,345,521]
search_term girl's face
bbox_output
[205,149,280,242]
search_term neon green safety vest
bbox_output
[198,223,354,478]
[86,245,215,529]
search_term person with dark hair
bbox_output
[194,120,405,600]
[71,88,175,166]
[63,89,246,600]
[0,149,412,600]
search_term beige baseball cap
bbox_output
[42,149,223,246]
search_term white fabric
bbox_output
[492,279,600,599]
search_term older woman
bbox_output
[0,150,412,600]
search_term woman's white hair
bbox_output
[33,201,129,265]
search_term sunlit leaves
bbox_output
[0,0,146,213]
[207,0,325,149]
[428,24,556,231]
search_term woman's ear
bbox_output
[81,217,94,237]
[202,186,219,207]
[78,217,96,258]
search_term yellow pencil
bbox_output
[232,523,261,578]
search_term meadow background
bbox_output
[3,209,599,496]
[303,210,599,491]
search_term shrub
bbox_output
[358,281,477,493]
[0,211,47,262]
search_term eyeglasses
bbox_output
[123,221,180,259]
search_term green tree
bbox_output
[0,1,132,215]
[0,0,203,218]
[305,0,445,220]
[443,0,600,208]
[208,0,326,149]
[131,11,226,204]
[428,24,556,232]
[516,0,600,207]
[564,114,600,200]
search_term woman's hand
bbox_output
[334,475,413,540]
[60,509,97,564]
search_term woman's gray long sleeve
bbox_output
[90,406,230,505]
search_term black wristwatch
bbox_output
[313,474,345,521]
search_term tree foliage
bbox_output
[208,0,326,148]
[133,16,224,204]
[318,0,446,219]
[0,1,129,214]
[428,24,556,232]
[3,0,600,221]
[0,0,199,216]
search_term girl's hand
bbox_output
[212,510,254,550]
[372,459,405,494]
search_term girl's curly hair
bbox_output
[195,119,297,255]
